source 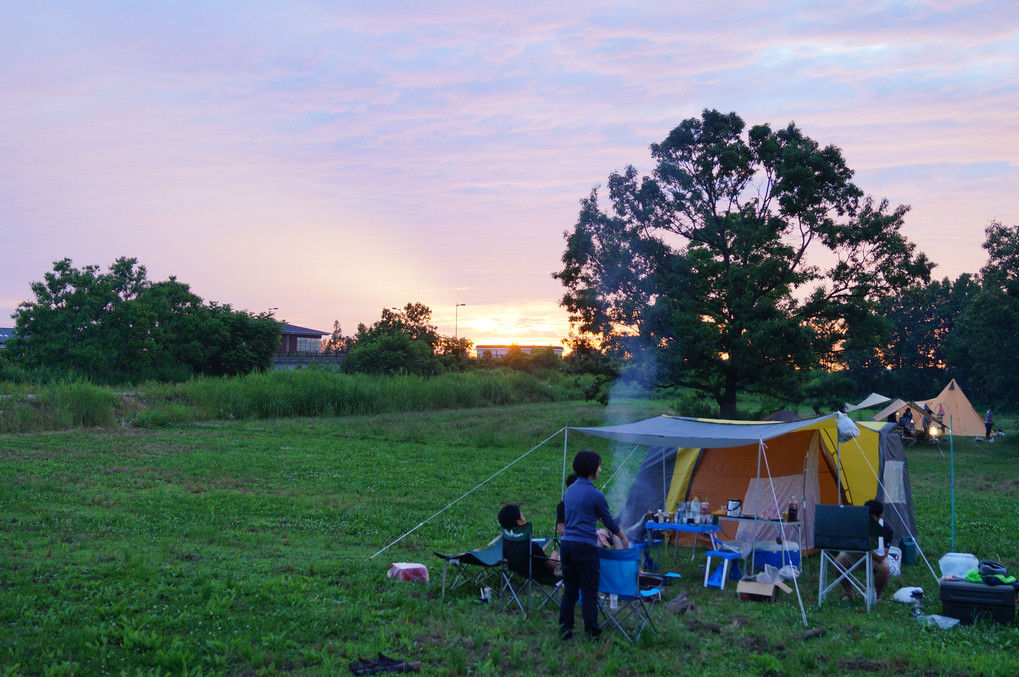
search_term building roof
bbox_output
[281,323,328,337]
[0,327,13,348]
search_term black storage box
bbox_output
[939,579,1016,625]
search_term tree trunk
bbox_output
[717,389,738,419]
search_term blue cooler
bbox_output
[753,541,801,570]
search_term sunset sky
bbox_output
[2,2,1017,348]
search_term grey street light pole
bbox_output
[455,303,466,339]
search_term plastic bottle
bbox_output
[690,496,701,524]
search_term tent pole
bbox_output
[562,427,570,499]
[662,447,668,513]
[760,440,809,627]
[752,440,763,574]
[836,438,843,507]
[754,440,763,520]
[949,414,955,551]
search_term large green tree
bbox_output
[10,257,281,382]
[555,109,932,417]
[875,275,978,397]
[341,303,441,376]
[945,221,1019,406]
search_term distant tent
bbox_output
[872,399,929,427]
[845,392,891,413]
[762,409,799,422]
[873,398,907,422]
[570,414,916,551]
[920,379,985,437]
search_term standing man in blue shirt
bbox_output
[558,450,629,640]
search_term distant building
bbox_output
[475,345,563,359]
[278,323,329,355]
[0,327,13,349]
[275,323,338,370]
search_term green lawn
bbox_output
[1,401,1017,676]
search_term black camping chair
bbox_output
[433,538,503,600]
[499,523,562,614]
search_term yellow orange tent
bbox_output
[571,414,916,550]
[920,379,985,437]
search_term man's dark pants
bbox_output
[558,540,601,637]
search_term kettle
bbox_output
[726,499,742,516]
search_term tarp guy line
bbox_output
[598,443,643,493]
[759,439,808,628]
[370,427,566,560]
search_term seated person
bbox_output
[498,504,561,577]
[834,499,893,602]
[898,410,918,437]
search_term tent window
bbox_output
[882,460,906,504]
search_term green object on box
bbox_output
[901,537,917,565]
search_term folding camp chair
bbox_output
[433,538,503,600]
[814,504,877,613]
[597,548,663,642]
[499,523,562,614]
[703,533,746,590]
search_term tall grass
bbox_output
[0,380,118,432]
[0,369,596,432]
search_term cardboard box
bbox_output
[736,577,792,602]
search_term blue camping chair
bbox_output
[703,532,746,590]
[597,548,663,642]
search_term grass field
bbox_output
[1,400,1017,676]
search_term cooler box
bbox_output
[753,541,800,570]
[939,579,1016,625]
[387,562,430,583]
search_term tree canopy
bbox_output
[943,221,1019,406]
[9,257,281,383]
[341,303,442,376]
[555,109,932,417]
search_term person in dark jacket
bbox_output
[558,450,629,640]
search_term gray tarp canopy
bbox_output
[845,392,891,413]
[570,413,836,449]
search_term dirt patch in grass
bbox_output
[740,633,774,653]
[837,657,887,672]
